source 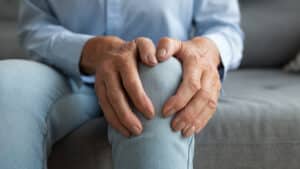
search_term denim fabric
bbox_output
[0,58,194,169]
[108,57,194,169]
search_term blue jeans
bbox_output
[0,58,194,169]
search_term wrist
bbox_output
[80,37,98,75]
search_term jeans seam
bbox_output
[187,136,194,169]
[42,91,72,169]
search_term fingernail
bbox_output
[168,109,176,116]
[175,121,186,131]
[164,108,176,117]
[146,109,155,120]
[146,98,155,119]
[158,49,166,59]
[132,126,142,135]
[149,55,158,65]
[162,97,176,117]
[185,126,195,137]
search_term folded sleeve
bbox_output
[193,0,244,78]
[18,0,94,82]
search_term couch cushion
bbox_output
[199,69,300,145]
[48,69,300,169]
[240,0,300,68]
[0,0,19,21]
[284,52,300,72]
[195,69,300,169]
[0,21,27,59]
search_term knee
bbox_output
[139,56,182,117]
[109,57,183,139]
[134,56,183,138]
[108,57,194,169]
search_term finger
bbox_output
[104,73,143,136]
[201,70,221,109]
[119,59,155,119]
[135,37,157,66]
[163,58,202,117]
[171,90,210,131]
[195,83,220,134]
[95,80,131,137]
[194,106,215,134]
[156,37,182,61]
[182,125,195,138]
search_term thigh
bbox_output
[0,59,100,169]
[0,59,71,169]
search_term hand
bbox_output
[156,37,222,137]
[80,36,156,137]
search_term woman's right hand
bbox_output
[80,36,157,137]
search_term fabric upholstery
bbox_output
[239,0,300,68]
[48,69,300,169]
[0,0,26,59]
[0,22,26,59]
[0,0,19,21]
[284,52,300,72]
[195,69,300,169]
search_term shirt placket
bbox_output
[106,0,122,35]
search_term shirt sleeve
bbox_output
[18,0,94,82]
[193,0,244,79]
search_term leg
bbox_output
[108,57,195,169]
[0,60,99,169]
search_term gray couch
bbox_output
[1,0,300,169]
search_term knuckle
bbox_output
[118,59,133,70]
[188,79,201,92]
[209,101,218,111]
[194,118,202,126]
[116,52,128,61]
[200,63,210,71]
[122,41,136,51]
[124,78,137,88]
[118,111,131,122]
[199,89,211,100]
[108,93,119,103]
[216,81,222,91]
[137,37,151,43]
[173,99,186,111]
[159,37,171,45]
[180,110,193,122]
[180,115,190,123]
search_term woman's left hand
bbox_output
[155,37,222,137]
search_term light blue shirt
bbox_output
[18,0,244,84]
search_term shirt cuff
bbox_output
[50,32,94,82]
[80,75,96,84]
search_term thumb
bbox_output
[156,37,182,61]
